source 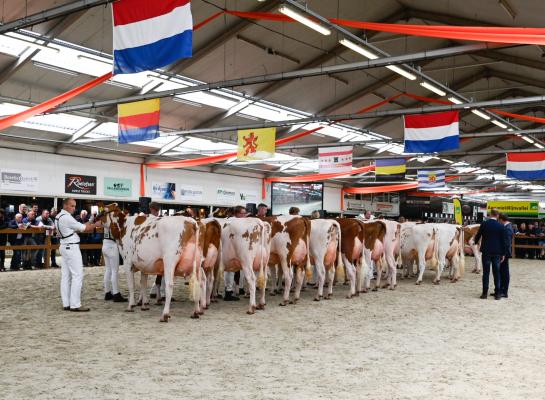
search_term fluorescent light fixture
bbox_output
[535,143,544,149]
[172,97,202,107]
[105,80,136,90]
[338,39,378,59]
[385,65,417,80]
[419,81,446,96]
[5,33,60,53]
[471,109,490,120]
[441,158,454,164]
[77,54,110,65]
[278,6,331,36]
[448,96,463,105]
[522,136,535,143]
[32,61,78,76]
[508,128,514,132]
[491,119,508,129]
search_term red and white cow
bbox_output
[357,218,399,291]
[435,224,465,283]
[336,218,366,298]
[400,223,438,285]
[220,217,271,314]
[463,224,482,273]
[359,220,388,292]
[199,218,222,308]
[103,204,202,322]
[309,219,343,300]
[261,215,311,306]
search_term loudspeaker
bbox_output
[319,210,327,218]
[246,203,257,216]
[139,196,152,213]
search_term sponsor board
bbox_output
[179,184,204,202]
[487,201,539,217]
[65,174,96,195]
[216,187,236,204]
[152,182,176,200]
[104,177,132,197]
[0,169,39,191]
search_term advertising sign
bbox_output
[216,187,236,204]
[239,190,258,203]
[152,182,176,200]
[0,169,39,192]
[453,198,463,224]
[65,174,97,195]
[179,184,204,202]
[104,177,132,197]
[487,201,539,217]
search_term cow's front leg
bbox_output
[292,267,304,304]
[199,267,207,313]
[125,267,136,311]
[140,273,149,310]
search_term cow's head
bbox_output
[100,203,127,240]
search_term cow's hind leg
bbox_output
[314,261,326,301]
[244,265,257,315]
[126,267,136,312]
[199,267,207,314]
[160,260,176,322]
[343,255,356,298]
[279,260,292,306]
[292,267,305,304]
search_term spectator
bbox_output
[49,208,59,268]
[18,203,28,218]
[310,210,321,219]
[22,210,39,269]
[527,222,541,260]
[515,222,528,258]
[36,209,55,268]
[8,213,25,270]
[498,214,513,298]
[0,210,7,271]
[233,205,247,218]
[511,223,518,234]
[76,210,90,266]
[182,207,195,218]
[149,202,160,217]
[398,216,406,223]
[539,223,545,260]
[288,206,300,216]
[31,203,39,215]
[256,203,269,218]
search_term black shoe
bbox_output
[494,293,502,300]
[501,293,508,298]
[104,292,113,301]
[489,292,496,297]
[150,293,157,299]
[63,306,70,311]
[239,288,245,296]
[112,292,128,302]
[51,264,59,268]
[223,291,240,301]
[480,292,488,299]
[70,307,90,312]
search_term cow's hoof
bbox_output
[159,314,170,322]
[372,287,378,292]
[346,294,352,299]
[257,303,266,310]
[279,301,288,307]
[433,280,440,285]
[360,289,368,294]
[246,306,256,315]
[324,294,332,300]
[354,292,360,297]
[155,300,163,306]
[125,306,135,312]
[141,305,150,311]
[269,292,276,296]
[211,299,218,303]
[289,298,299,305]
[415,281,421,285]
[136,300,142,306]
[313,296,321,302]
[204,305,209,310]
[381,284,389,289]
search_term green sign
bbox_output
[104,177,132,197]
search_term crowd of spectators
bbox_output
[0,202,103,271]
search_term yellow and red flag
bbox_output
[237,127,276,160]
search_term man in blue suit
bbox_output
[474,208,509,300]
[498,214,514,298]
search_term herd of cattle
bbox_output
[101,204,482,322]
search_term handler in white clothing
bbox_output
[102,204,127,302]
[55,198,100,312]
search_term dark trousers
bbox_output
[500,258,510,296]
[0,235,6,268]
[482,254,501,292]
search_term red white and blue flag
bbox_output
[506,152,545,180]
[404,111,459,153]
[112,0,193,75]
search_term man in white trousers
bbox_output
[55,198,101,312]
[102,211,127,302]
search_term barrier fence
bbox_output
[0,227,104,268]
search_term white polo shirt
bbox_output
[55,209,86,245]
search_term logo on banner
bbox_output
[217,187,236,204]
[152,182,176,200]
[0,170,39,192]
[179,184,204,202]
[104,177,132,197]
[65,174,97,195]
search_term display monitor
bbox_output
[271,182,323,216]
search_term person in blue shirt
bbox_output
[474,208,509,300]
[498,214,514,298]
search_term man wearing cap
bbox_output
[55,198,101,312]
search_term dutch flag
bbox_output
[113,0,193,75]
[506,152,545,180]
[404,111,460,153]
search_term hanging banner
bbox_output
[0,169,39,192]
[217,187,237,204]
[487,201,539,217]
[179,184,204,202]
[65,174,97,195]
[319,146,353,174]
[152,182,176,200]
[237,127,276,160]
[453,198,463,224]
[104,177,132,197]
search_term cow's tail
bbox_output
[334,220,345,283]
[304,218,313,281]
[257,221,267,290]
[189,221,201,304]
[458,227,465,277]
[430,227,439,269]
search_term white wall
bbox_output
[0,148,342,211]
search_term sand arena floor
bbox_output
[1,257,545,400]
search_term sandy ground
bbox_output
[1,257,545,400]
